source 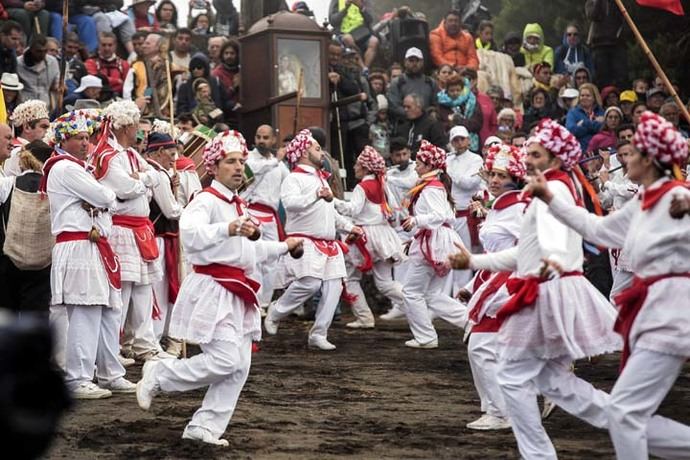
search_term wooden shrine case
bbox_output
[239,11,330,145]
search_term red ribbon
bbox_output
[640,180,688,211]
[613,273,690,370]
[349,233,373,273]
[496,271,582,321]
[201,186,246,216]
[112,215,160,261]
[414,225,452,277]
[56,232,122,290]
[193,263,260,307]
[468,271,512,323]
[248,202,286,241]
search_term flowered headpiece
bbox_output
[101,100,140,130]
[528,119,581,170]
[285,129,315,167]
[202,130,248,175]
[357,146,386,175]
[73,108,103,136]
[11,100,49,126]
[634,111,688,169]
[485,143,526,180]
[151,118,180,139]
[416,140,447,171]
[54,111,95,143]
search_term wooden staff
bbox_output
[56,1,69,112]
[34,17,41,35]
[165,58,175,131]
[614,0,690,125]
[292,68,304,135]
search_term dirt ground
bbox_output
[46,310,690,460]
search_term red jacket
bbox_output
[85,56,130,96]
[476,90,497,145]
[429,21,479,70]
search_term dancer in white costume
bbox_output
[463,144,527,431]
[43,111,135,399]
[450,119,621,459]
[242,125,289,313]
[526,112,690,460]
[264,129,363,350]
[401,141,468,349]
[137,130,302,446]
[334,146,405,329]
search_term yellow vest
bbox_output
[338,0,364,34]
[475,38,492,50]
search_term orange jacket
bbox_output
[429,21,479,70]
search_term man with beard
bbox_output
[170,28,193,73]
[429,9,479,70]
[264,129,363,350]
[16,34,60,106]
[241,125,289,315]
[86,31,130,98]
[124,33,171,119]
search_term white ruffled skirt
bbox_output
[274,238,346,287]
[109,225,162,284]
[496,275,622,361]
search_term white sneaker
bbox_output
[264,303,279,335]
[379,307,406,320]
[101,377,137,394]
[136,360,161,411]
[307,336,336,351]
[118,354,136,368]
[181,426,229,447]
[72,382,112,400]
[542,398,557,419]
[466,414,511,431]
[346,320,375,329]
[404,338,438,349]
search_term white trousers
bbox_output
[50,305,69,371]
[451,216,473,295]
[152,238,172,340]
[608,348,690,460]
[402,257,468,344]
[496,356,610,460]
[64,304,125,389]
[121,281,161,356]
[346,260,405,325]
[270,276,342,341]
[255,218,280,307]
[156,335,252,438]
[468,332,507,418]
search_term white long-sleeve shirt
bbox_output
[149,161,182,220]
[549,177,690,278]
[446,150,483,211]
[180,180,288,274]
[471,179,584,276]
[98,146,159,217]
[241,149,289,211]
[600,172,638,212]
[47,155,117,236]
[478,191,526,254]
[334,175,388,226]
[281,164,353,239]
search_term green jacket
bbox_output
[520,23,554,69]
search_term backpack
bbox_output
[2,187,54,270]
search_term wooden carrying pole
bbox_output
[614,0,690,125]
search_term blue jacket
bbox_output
[554,34,593,76]
[565,105,604,152]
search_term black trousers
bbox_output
[0,255,51,317]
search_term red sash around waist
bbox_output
[112,215,159,261]
[56,232,122,290]
[455,209,482,248]
[160,232,180,304]
[414,224,451,277]
[613,273,690,370]
[469,271,512,324]
[287,233,349,257]
[248,202,286,241]
[193,263,260,308]
[496,271,583,321]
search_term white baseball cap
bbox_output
[484,135,502,147]
[75,75,103,93]
[449,125,469,140]
[404,47,423,60]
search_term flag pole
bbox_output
[614,0,690,125]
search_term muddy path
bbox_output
[47,312,690,459]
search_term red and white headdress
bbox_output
[416,140,447,171]
[11,100,49,126]
[634,111,688,169]
[202,130,248,175]
[485,143,526,180]
[528,119,581,170]
[357,146,386,175]
[285,128,315,167]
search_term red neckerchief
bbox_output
[492,190,528,210]
[292,165,331,185]
[39,152,87,194]
[543,169,583,206]
[640,180,688,211]
[407,177,444,216]
[175,156,197,172]
[201,186,245,216]
[359,177,384,204]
